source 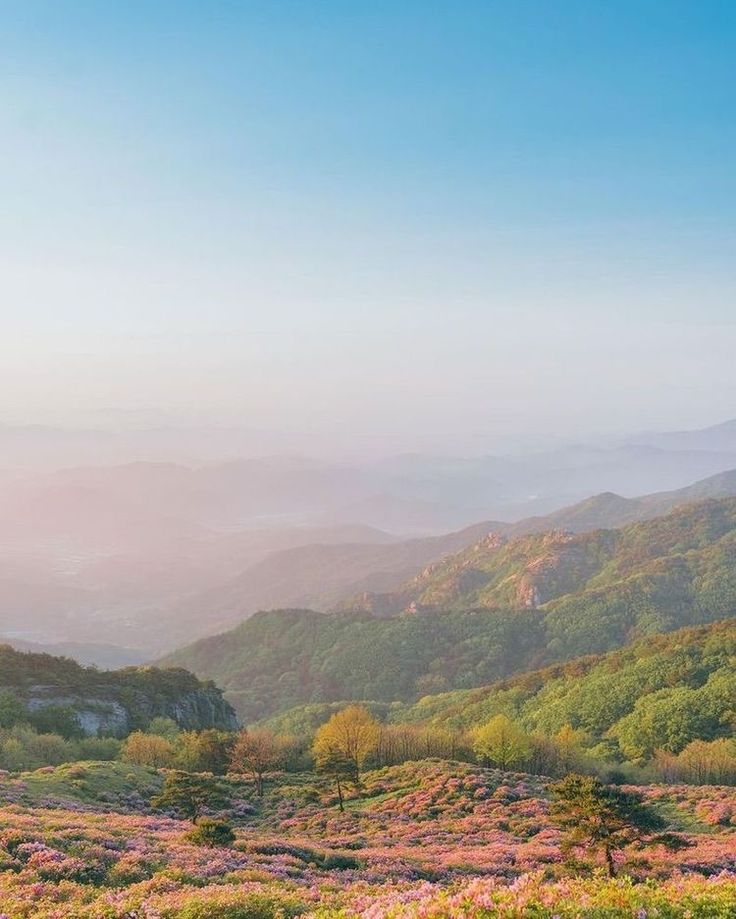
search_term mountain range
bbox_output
[4,464,736,656]
[163,495,736,721]
[3,416,736,657]
[144,467,736,649]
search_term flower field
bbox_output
[0,760,733,917]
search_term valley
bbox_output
[0,446,734,918]
[3,436,736,656]
[164,496,736,722]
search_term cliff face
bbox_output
[25,685,238,737]
[24,685,238,736]
[0,645,238,736]
[166,687,238,732]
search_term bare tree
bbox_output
[229,727,284,796]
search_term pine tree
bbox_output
[152,770,230,823]
[549,773,680,877]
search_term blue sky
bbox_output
[1,2,734,453]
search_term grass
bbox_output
[5,760,163,806]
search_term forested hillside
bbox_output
[257,618,735,781]
[350,498,736,654]
[155,468,736,649]
[162,607,546,722]
[394,618,736,760]
[165,498,736,721]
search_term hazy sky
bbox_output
[1,1,735,454]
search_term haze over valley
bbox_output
[1,416,736,657]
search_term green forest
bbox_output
[259,619,736,781]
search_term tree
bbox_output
[26,731,69,766]
[549,773,679,878]
[683,738,736,784]
[473,715,531,770]
[122,731,174,768]
[151,770,230,822]
[0,736,26,771]
[553,723,590,774]
[312,706,380,786]
[193,730,234,775]
[375,724,464,767]
[75,736,122,761]
[173,730,234,774]
[172,731,203,771]
[229,728,284,796]
[313,746,355,812]
[613,687,716,760]
[185,816,235,847]
[28,705,84,740]
[662,738,736,785]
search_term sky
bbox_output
[1,1,735,456]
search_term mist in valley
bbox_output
[1,415,735,659]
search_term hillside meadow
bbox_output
[0,759,733,917]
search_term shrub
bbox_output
[0,690,26,728]
[147,716,180,741]
[321,852,362,870]
[152,770,230,820]
[122,731,174,768]
[185,817,235,847]
[28,705,84,740]
[75,736,122,760]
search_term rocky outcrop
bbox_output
[26,690,129,735]
[473,532,507,552]
[340,526,621,616]
[0,644,238,737]
[516,582,541,608]
[24,684,237,736]
[166,688,238,732]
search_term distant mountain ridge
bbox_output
[149,520,498,647]
[149,468,736,648]
[163,496,736,721]
[0,638,146,669]
[628,417,736,453]
[4,438,736,654]
[495,467,736,537]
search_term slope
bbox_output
[154,468,736,648]
[260,619,736,767]
[394,618,736,760]
[349,496,736,647]
[163,498,736,721]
